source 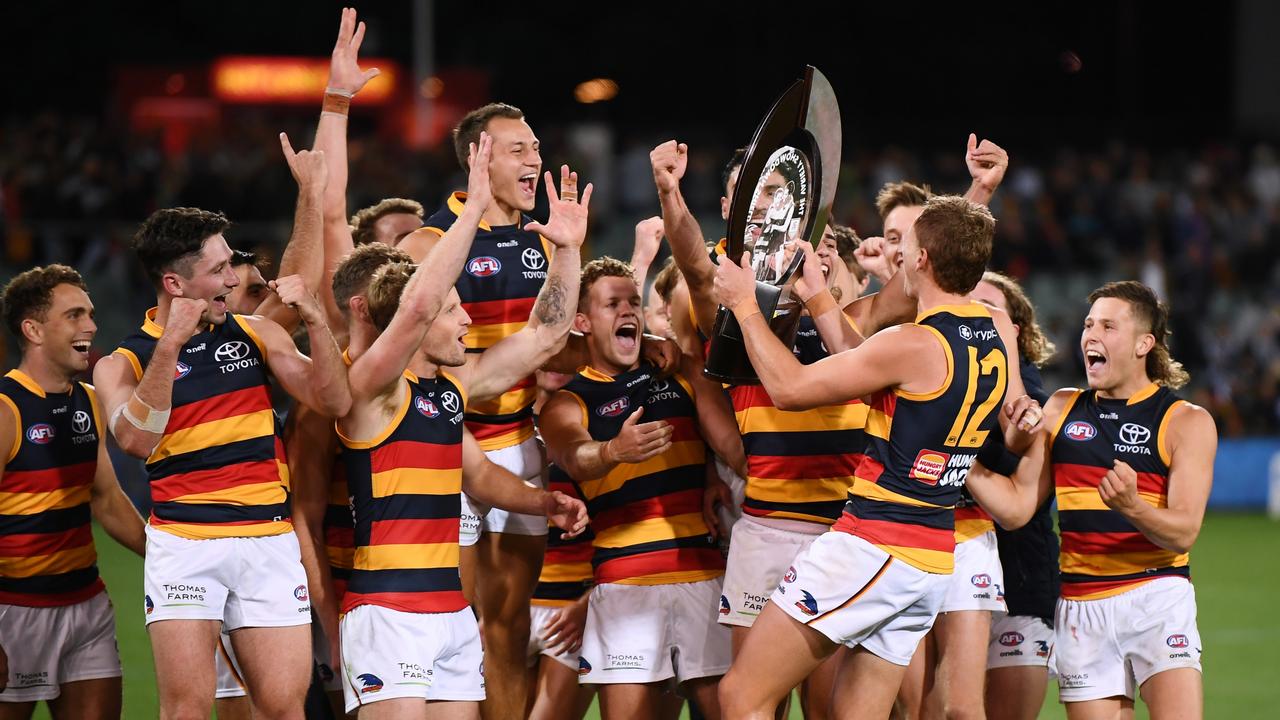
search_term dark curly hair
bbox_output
[2,264,89,347]
[133,207,231,286]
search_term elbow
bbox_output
[117,432,156,460]
[770,389,810,413]
[993,507,1032,532]
[1165,531,1198,556]
[322,393,352,419]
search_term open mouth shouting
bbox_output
[1084,347,1107,378]
[71,339,92,358]
[519,173,537,201]
[614,320,639,353]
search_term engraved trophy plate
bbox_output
[704,66,843,384]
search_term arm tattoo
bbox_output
[534,274,567,325]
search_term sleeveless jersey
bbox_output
[1051,383,1188,600]
[833,303,1010,574]
[422,192,553,451]
[531,464,594,607]
[0,370,105,607]
[324,452,354,602]
[114,310,290,539]
[559,364,723,585]
[339,371,468,614]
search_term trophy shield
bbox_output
[704,66,842,384]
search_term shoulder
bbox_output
[1167,400,1216,438]
[422,201,457,233]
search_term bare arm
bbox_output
[246,282,350,417]
[684,356,746,478]
[843,270,917,339]
[256,134,328,334]
[90,437,145,556]
[462,429,588,537]
[789,240,866,354]
[630,216,664,292]
[651,141,718,335]
[540,390,673,482]
[961,134,1009,207]
[1100,403,1216,554]
[967,389,1070,528]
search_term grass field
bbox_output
[34,512,1279,719]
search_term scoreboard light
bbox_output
[213,56,399,104]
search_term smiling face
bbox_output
[29,283,97,376]
[882,204,923,273]
[485,116,542,214]
[1081,297,1154,393]
[164,234,240,324]
[422,288,472,368]
[576,276,643,375]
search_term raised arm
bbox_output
[345,134,492,402]
[961,134,1009,207]
[254,133,328,333]
[462,429,588,538]
[631,216,665,292]
[788,240,866,354]
[246,277,350,417]
[462,166,591,402]
[95,297,207,458]
[315,7,381,333]
[651,141,718,335]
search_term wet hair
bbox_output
[133,207,231,286]
[2,264,89,348]
[981,272,1056,367]
[332,243,414,316]
[453,103,525,172]
[349,198,425,246]
[1087,281,1189,388]
[912,195,995,295]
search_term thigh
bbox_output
[832,646,909,720]
[1064,698,1135,720]
[148,619,221,715]
[680,676,720,720]
[357,697,430,720]
[1139,667,1202,720]
[213,697,253,720]
[931,610,992,705]
[48,677,120,720]
[984,666,1048,720]
[528,658,594,720]
[0,704,35,720]
[230,624,313,716]
[599,683,658,720]
[720,601,835,716]
[800,645,848,720]
[476,530,545,610]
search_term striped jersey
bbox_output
[114,310,290,540]
[339,370,468,614]
[422,192,552,451]
[531,464,593,607]
[730,316,868,525]
[0,370,104,606]
[559,364,723,586]
[324,452,354,602]
[833,303,1009,574]
[1050,383,1188,600]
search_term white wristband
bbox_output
[113,395,171,435]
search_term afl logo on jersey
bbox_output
[521,248,546,270]
[415,396,440,418]
[1063,421,1096,441]
[26,423,55,444]
[175,361,192,380]
[72,410,92,435]
[467,256,502,277]
[597,397,629,417]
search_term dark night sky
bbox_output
[9,1,1237,149]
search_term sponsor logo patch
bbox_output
[294,585,309,602]
[971,573,992,589]
[358,673,384,694]
[175,361,192,380]
[999,631,1024,647]
[25,423,55,444]
[909,450,950,485]
[72,410,92,435]
[214,341,250,362]
[1064,421,1096,441]
[783,566,797,584]
[719,595,731,616]
[521,247,546,270]
[467,256,501,277]
[597,397,629,417]
[415,396,440,418]
[1166,634,1189,649]
[795,590,819,616]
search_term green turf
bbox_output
[31,512,1279,719]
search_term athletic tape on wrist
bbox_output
[804,290,837,317]
[118,395,170,435]
[321,93,351,116]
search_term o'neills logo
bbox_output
[909,450,951,485]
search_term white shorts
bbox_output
[528,603,581,671]
[1054,577,1201,703]
[719,516,824,628]
[143,525,311,629]
[461,436,547,545]
[987,613,1054,669]
[579,578,731,685]
[214,630,247,699]
[940,531,1006,613]
[774,531,948,666]
[340,604,484,712]
[0,592,122,703]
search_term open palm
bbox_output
[525,165,593,249]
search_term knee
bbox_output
[718,669,754,717]
[943,706,984,720]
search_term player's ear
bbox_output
[573,311,590,335]
[350,296,369,323]
[20,317,42,347]
[1135,332,1155,358]
[720,196,730,221]
[160,271,185,299]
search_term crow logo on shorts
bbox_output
[578,657,592,676]
[795,590,819,616]
[358,673,384,694]
[719,595,731,615]
[1034,640,1050,657]
[145,594,154,615]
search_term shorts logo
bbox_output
[909,450,950,485]
[1063,421,1096,441]
[597,397,629,417]
[145,594,154,615]
[25,423,55,444]
[1120,423,1151,445]
[795,590,819,617]
[214,341,251,362]
[577,657,592,676]
[357,673,384,694]
[999,631,1024,647]
[175,361,192,380]
[971,573,992,589]
[719,595,731,615]
[1166,634,1189,649]
[293,585,309,602]
[440,391,460,414]
[415,396,440,418]
[467,256,501,277]
[783,566,797,584]
[521,248,546,270]
[1034,640,1051,657]
[72,410,92,435]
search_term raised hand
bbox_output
[788,240,826,302]
[161,297,208,348]
[328,7,381,96]
[854,236,893,285]
[650,140,689,194]
[544,490,589,539]
[966,133,1009,194]
[465,132,494,213]
[523,165,593,249]
[714,252,759,316]
[270,274,324,325]
[633,216,665,268]
[280,133,327,191]
[604,407,673,464]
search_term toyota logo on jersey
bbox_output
[521,247,546,270]
[214,341,250,362]
[467,256,502,277]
